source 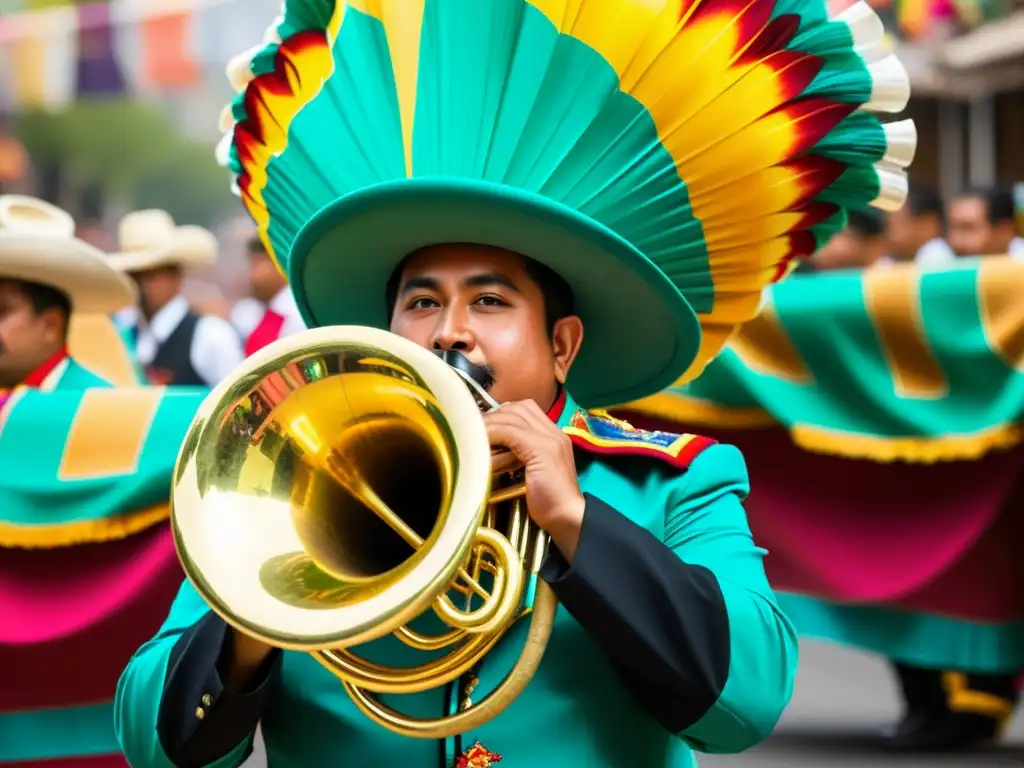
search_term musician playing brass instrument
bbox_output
[115,0,917,765]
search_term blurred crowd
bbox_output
[804,185,1024,273]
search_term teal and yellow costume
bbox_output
[0,195,197,768]
[116,0,916,765]
[621,259,1024,746]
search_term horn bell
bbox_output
[171,325,493,651]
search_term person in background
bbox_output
[108,210,243,387]
[0,195,135,395]
[229,235,305,356]
[810,210,887,272]
[882,186,953,268]
[946,187,1018,258]
[883,184,1022,752]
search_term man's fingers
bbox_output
[490,448,520,475]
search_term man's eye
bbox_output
[409,297,438,309]
[475,295,505,307]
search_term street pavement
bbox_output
[705,641,1024,767]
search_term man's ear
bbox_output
[39,307,68,346]
[551,315,584,386]
[994,220,1017,252]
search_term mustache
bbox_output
[434,350,495,391]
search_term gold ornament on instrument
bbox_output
[171,325,557,738]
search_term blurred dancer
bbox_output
[811,211,887,271]
[109,210,243,386]
[882,186,953,267]
[946,187,1018,258]
[229,235,305,356]
[884,183,1022,752]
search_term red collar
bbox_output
[22,347,68,388]
[546,389,567,422]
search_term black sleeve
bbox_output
[156,612,281,768]
[539,493,730,734]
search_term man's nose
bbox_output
[431,308,474,352]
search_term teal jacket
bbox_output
[115,393,798,767]
[53,358,113,390]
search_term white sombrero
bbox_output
[0,195,136,314]
[107,209,218,274]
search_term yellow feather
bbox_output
[350,0,425,176]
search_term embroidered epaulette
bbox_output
[561,408,716,471]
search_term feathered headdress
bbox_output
[217,0,915,407]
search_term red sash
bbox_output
[244,308,286,357]
[0,347,68,410]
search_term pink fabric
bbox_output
[0,524,182,710]
[0,522,175,645]
[6,756,127,768]
[623,415,1024,622]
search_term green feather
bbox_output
[817,164,883,210]
[802,55,875,105]
[813,113,887,165]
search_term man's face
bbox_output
[249,250,287,304]
[884,207,915,260]
[389,245,582,409]
[0,280,64,387]
[132,266,182,318]
[946,196,992,256]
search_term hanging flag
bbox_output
[897,0,934,39]
[141,1,201,88]
[6,6,78,112]
[76,3,127,98]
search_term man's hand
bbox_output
[485,400,585,561]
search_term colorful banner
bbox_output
[75,3,126,98]
[629,258,1024,463]
[620,258,1024,672]
[0,385,206,766]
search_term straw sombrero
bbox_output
[0,196,136,314]
[218,0,915,408]
[107,209,218,274]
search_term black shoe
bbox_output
[880,710,1001,752]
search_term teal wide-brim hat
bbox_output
[219,0,916,408]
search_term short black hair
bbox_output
[957,186,1015,224]
[385,249,575,336]
[15,279,72,318]
[846,210,884,239]
[247,235,267,254]
[905,186,944,220]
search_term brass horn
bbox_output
[171,325,557,738]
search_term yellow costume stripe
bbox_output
[59,388,164,481]
[978,257,1024,370]
[730,303,814,384]
[625,391,776,428]
[791,422,1024,463]
[862,267,947,399]
[68,315,140,389]
[0,503,169,549]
